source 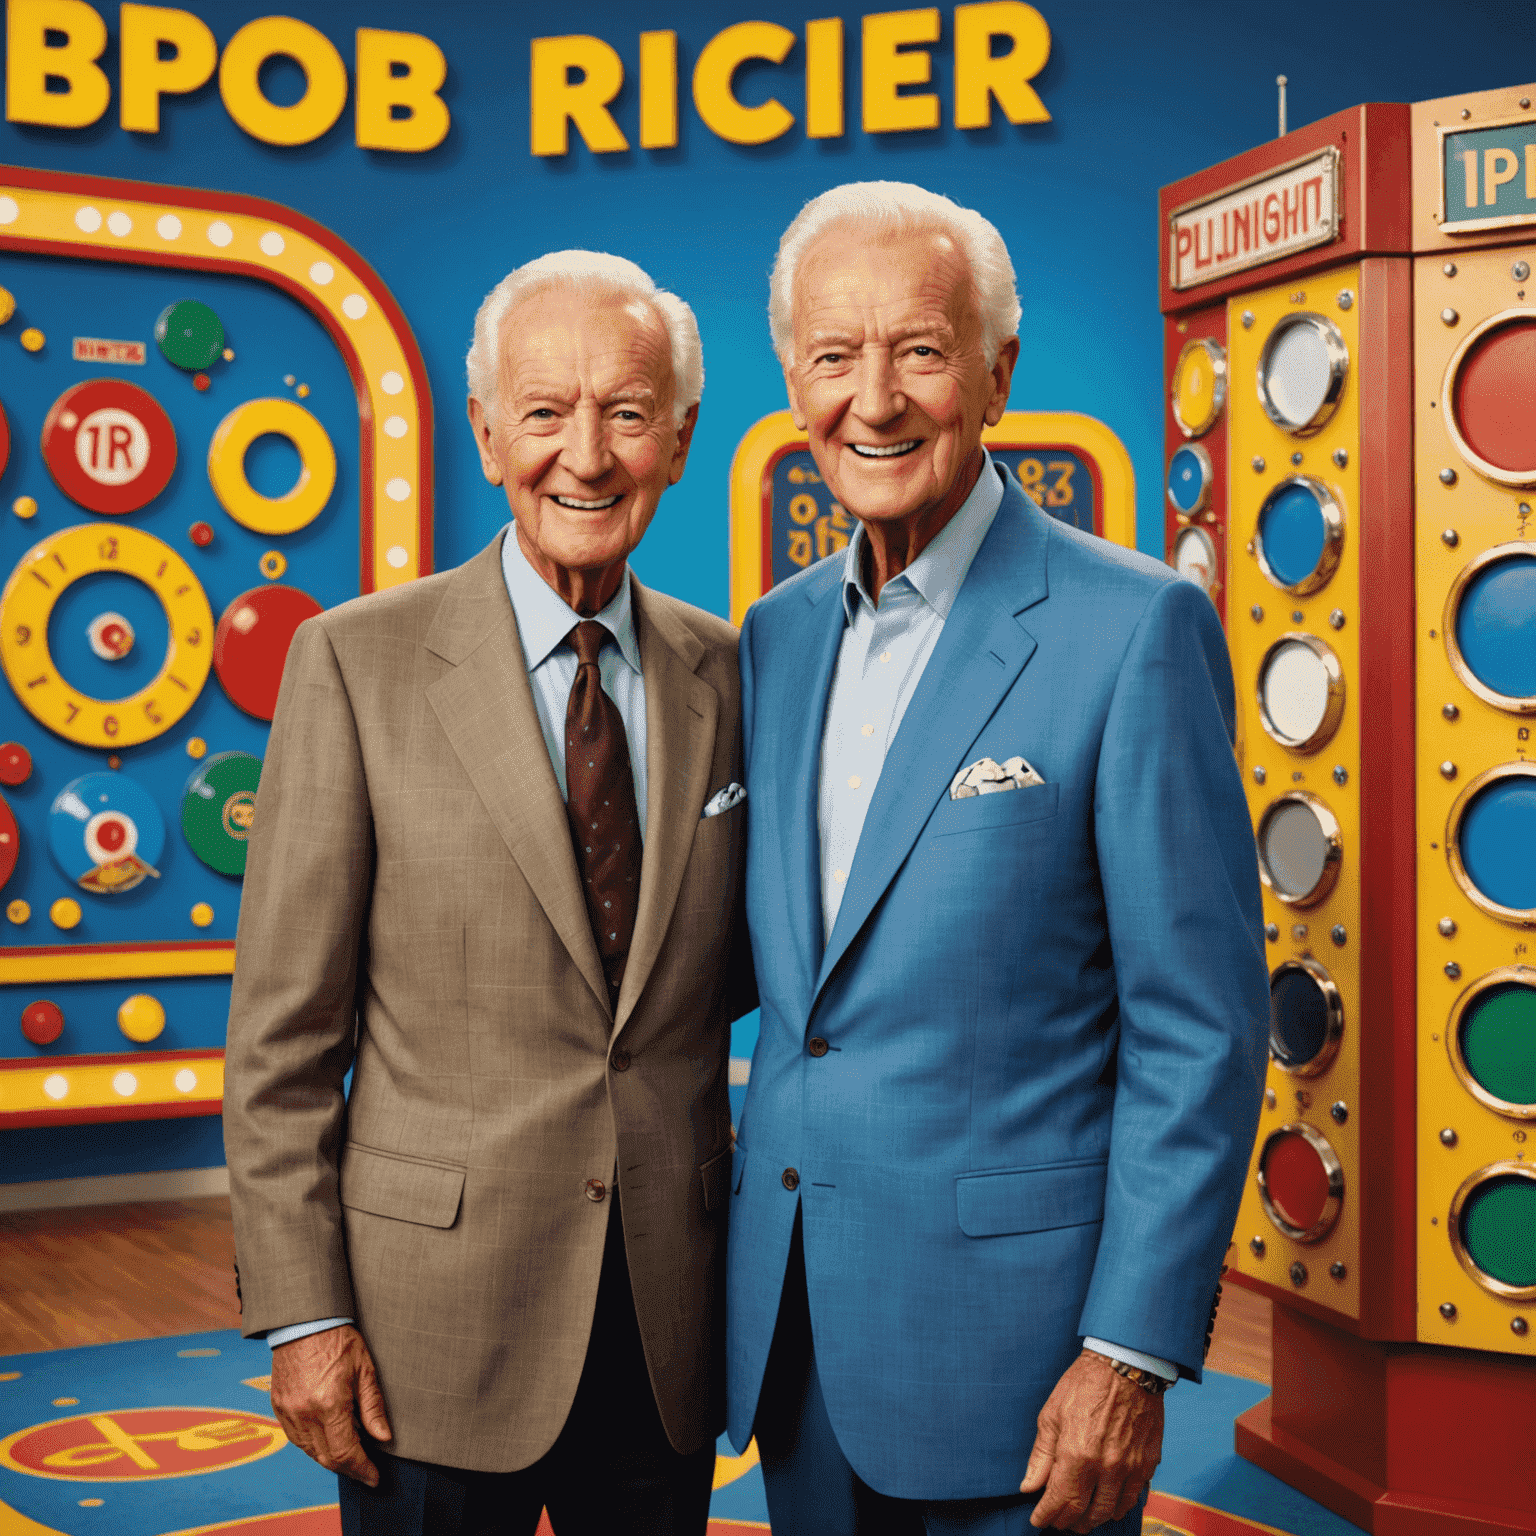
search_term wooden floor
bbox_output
[0,1197,1272,1382]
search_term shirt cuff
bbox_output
[265,1317,353,1349]
[1082,1336,1179,1382]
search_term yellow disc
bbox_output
[117,992,166,1042]
[207,397,336,535]
[7,899,29,923]
[222,347,235,361]
[19,327,44,353]
[12,496,37,519]
[49,897,81,929]
[190,901,214,927]
[1171,337,1227,439]
[259,549,287,579]
[186,736,208,758]
[0,286,14,325]
[296,383,310,398]
[0,523,214,749]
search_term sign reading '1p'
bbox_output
[1442,118,1536,233]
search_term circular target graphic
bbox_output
[48,772,165,894]
[182,751,262,876]
[41,380,177,515]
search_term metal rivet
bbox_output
[1252,455,1266,472]
[1445,961,1462,979]
[1329,1261,1347,1280]
[1337,289,1354,310]
[1331,1101,1348,1124]
[1250,604,1264,622]
[1440,1127,1458,1147]
[1290,1262,1308,1287]
[1443,262,1457,276]
[1440,1301,1457,1319]
[1332,765,1348,785]
[1254,765,1267,784]
[1291,451,1303,466]
[1439,917,1458,937]
[1515,261,1532,282]
[1291,609,1304,622]
[1442,528,1460,547]
[1440,467,1458,486]
[1264,923,1279,943]
[1250,1236,1267,1257]
[1522,99,1532,110]
[1441,308,1460,325]
[1443,703,1460,721]
[1292,924,1308,940]
[1329,609,1346,629]
[1330,924,1347,947]
[1292,771,1303,782]
[1440,761,1458,780]
[1242,310,1255,329]
[1265,1087,1277,1108]
[1332,447,1348,468]
[1514,1317,1529,1336]
[1460,108,1471,119]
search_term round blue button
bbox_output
[1459,775,1536,915]
[1166,445,1210,515]
[1258,482,1328,589]
[1454,553,1536,703]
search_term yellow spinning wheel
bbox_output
[0,525,214,749]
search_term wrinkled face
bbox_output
[784,226,1015,530]
[468,287,694,586]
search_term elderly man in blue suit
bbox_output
[725,181,1270,1536]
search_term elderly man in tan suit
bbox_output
[223,250,751,1536]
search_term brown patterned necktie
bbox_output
[564,620,642,1005]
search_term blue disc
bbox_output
[48,772,166,895]
[1454,555,1536,702]
[1258,482,1327,588]
[1459,776,1536,915]
[1167,446,1210,515]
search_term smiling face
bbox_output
[467,286,695,611]
[784,224,1017,546]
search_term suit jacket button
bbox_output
[808,1038,829,1057]
[585,1179,606,1202]
[782,1168,799,1191]
[611,1049,631,1072]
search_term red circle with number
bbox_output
[41,379,177,515]
[214,585,323,721]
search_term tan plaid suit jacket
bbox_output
[223,533,750,1473]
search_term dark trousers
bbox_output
[755,1212,1147,1536]
[339,1196,715,1536]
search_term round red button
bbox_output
[1263,1132,1331,1234]
[1451,315,1536,478]
[213,585,324,721]
[21,999,64,1046]
[0,743,31,787]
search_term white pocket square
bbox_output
[949,755,1044,799]
[703,783,747,818]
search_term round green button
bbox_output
[155,299,225,371]
[181,750,261,876]
[1461,1175,1536,1288]
[1462,982,1536,1108]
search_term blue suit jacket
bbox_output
[726,467,1269,1499]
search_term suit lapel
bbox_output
[813,479,1051,1007]
[614,580,718,1034]
[424,537,609,1015]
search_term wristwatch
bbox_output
[1083,1348,1172,1396]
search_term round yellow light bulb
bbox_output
[190,902,214,928]
[49,897,82,930]
[19,327,44,352]
[117,993,166,1043]
[7,899,30,924]
[186,736,208,759]
[12,496,37,519]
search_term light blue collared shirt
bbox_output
[267,523,648,1352]
[814,452,1177,1385]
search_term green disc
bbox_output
[155,299,225,371]
[181,750,261,876]
[1461,1176,1536,1289]
[1462,982,1536,1108]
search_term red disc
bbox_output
[0,791,16,889]
[190,521,215,547]
[214,585,323,721]
[1452,316,1536,477]
[0,397,10,478]
[1263,1132,1331,1233]
[0,742,31,786]
[41,378,177,515]
[20,1000,64,1046]
[193,373,211,392]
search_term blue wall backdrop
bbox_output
[0,0,1530,1183]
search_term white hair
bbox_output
[768,181,1021,367]
[466,250,703,426]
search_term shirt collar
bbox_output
[500,522,642,676]
[840,448,1005,625]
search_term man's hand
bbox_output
[270,1324,392,1487]
[1019,1350,1164,1532]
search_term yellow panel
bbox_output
[0,945,234,985]
[1412,242,1536,1356]
[0,1053,224,1116]
[1223,264,1364,1320]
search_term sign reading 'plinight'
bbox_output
[1169,149,1340,290]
